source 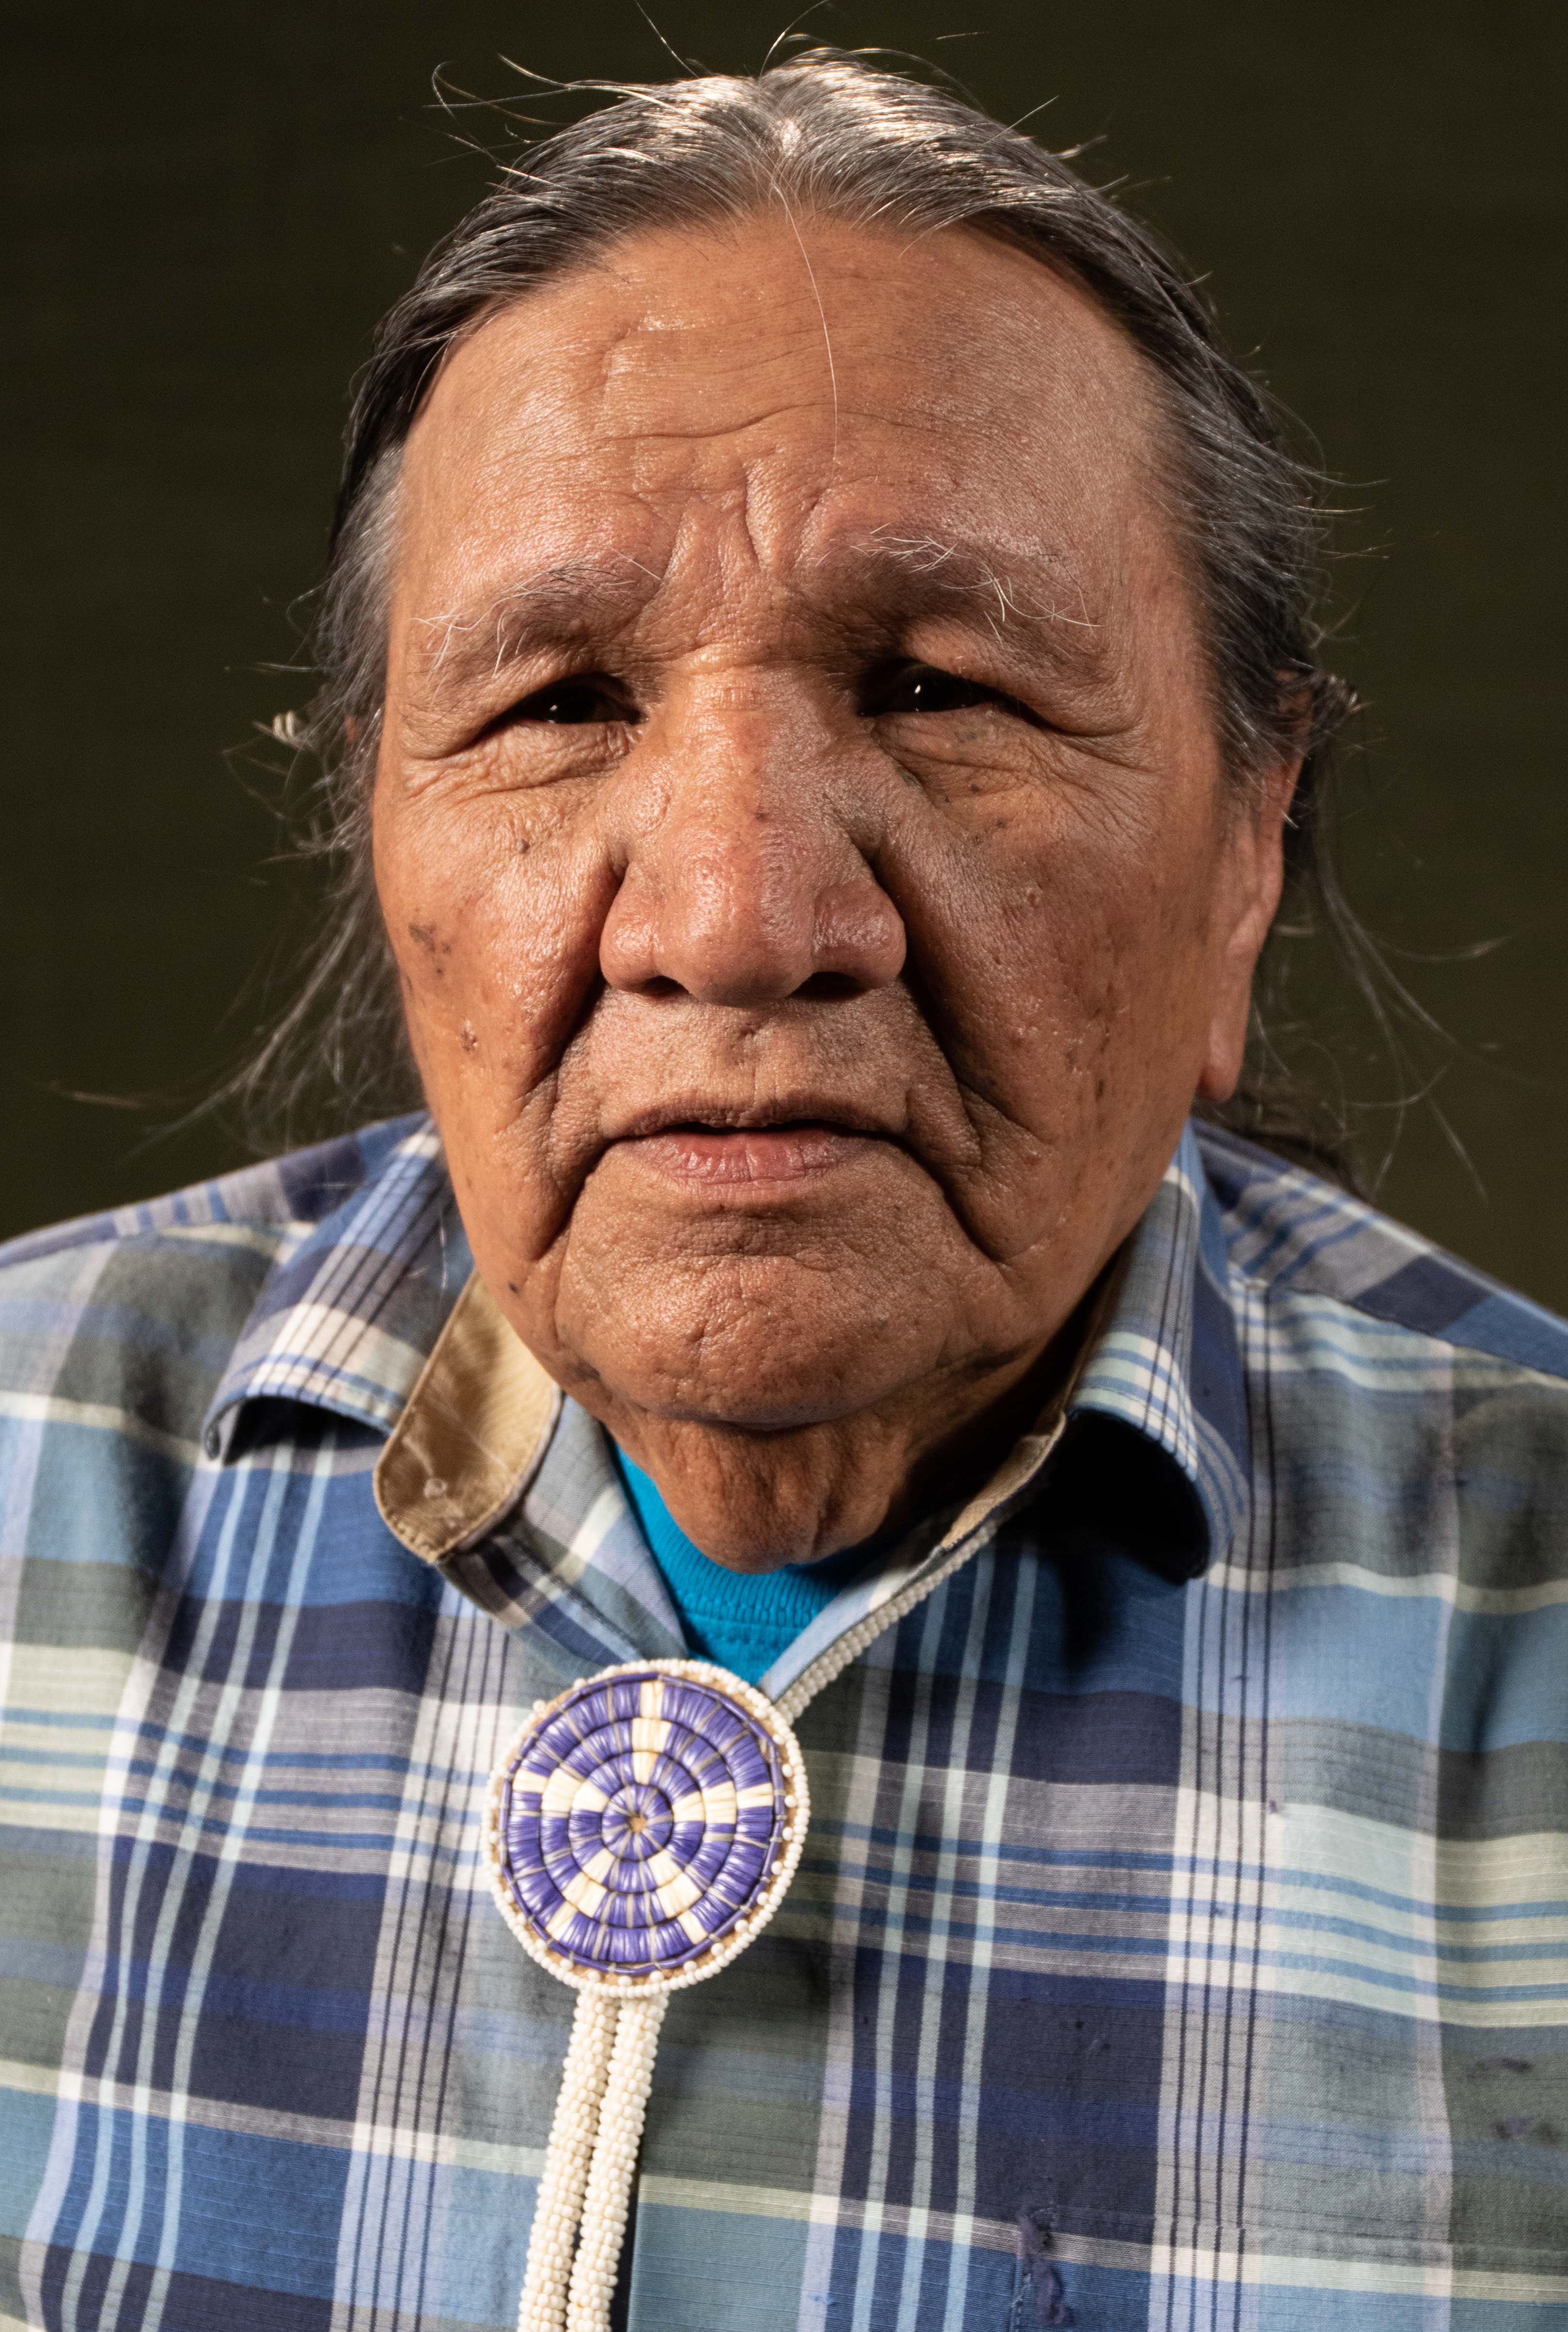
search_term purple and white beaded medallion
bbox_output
[484,1660,809,1993]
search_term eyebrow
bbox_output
[407,528,1106,701]
[814,528,1100,652]
[407,556,665,697]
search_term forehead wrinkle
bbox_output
[600,397,837,450]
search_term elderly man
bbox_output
[2,54,1564,2332]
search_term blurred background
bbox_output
[7,2,1566,1301]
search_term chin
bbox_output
[556,1265,928,1436]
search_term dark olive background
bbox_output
[8,2,1566,1302]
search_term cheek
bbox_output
[896,777,1222,1129]
[373,785,610,1105]
[1045,831,1229,1155]
[1053,845,1218,1070]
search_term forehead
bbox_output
[395,212,1164,614]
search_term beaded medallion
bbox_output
[484,1659,810,1994]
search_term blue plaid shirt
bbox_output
[1,1114,1565,2328]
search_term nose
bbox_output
[598,698,906,1007]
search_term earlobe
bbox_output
[1196,974,1253,1105]
[1195,758,1300,1104]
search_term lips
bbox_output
[625,1121,876,1185]
[603,1101,901,1193]
[607,1097,903,1145]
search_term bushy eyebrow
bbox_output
[809,528,1102,660]
[405,528,1108,702]
[406,556,664,697]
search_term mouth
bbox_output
[607,1102,900,1191]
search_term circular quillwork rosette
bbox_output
[485,1660,809,1992]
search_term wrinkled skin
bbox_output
[372,213,1296,1570]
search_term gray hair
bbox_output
[249,50,1358,1167]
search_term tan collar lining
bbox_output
[374,1272,560,1563]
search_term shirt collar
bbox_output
[202,1117,469,1458]
[1065,1120,1251,1569]
[208,1115,1249,1575]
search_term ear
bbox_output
[1196,755,1303,1105]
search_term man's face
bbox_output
[373,214,1288,1556]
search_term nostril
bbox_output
[796,970,862,1001]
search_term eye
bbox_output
[861,660,1039,725]
[507,674,640,727]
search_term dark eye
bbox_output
[509,674,639,726]
[861,661,1024,720]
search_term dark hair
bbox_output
[248,50,1358,1172]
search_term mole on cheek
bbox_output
[406,920,453,974]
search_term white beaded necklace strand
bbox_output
[484,1517,1014,2332]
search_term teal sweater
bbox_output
[613,1447,884,1685]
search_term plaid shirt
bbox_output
[1,1114,1565,2330]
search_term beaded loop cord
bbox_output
[486,1509,1010,2332]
